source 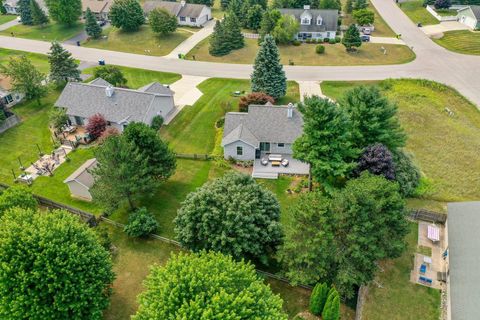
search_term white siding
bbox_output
[224,141,256,161]
[177,6,211,27]
[66,181,93,201]
[270,143,293,154]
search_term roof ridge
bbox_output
[70,82,173,97]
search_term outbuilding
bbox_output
[63,158,97,201]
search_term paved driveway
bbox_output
[165,20,215,59]
[0,18,19,31]
[421,21,470,37]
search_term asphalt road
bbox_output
[1,0,479,105]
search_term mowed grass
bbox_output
[340,0,396,37]
[398,0,439,26]
[0,47,50,73]
[186,38,415,65]
[0,14,16,25]
[83,25,192,56]
[0,22,84,41]
[321,79,480,203]
[434,30,480,55]
[362,223,441,320]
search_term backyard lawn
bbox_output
[83,25,193,56]
[0,22,84,41]
[321,79,480,204]
[434,30,480,55]
[0,47,50,73]
[398,0,439,26]
[0,14,16,25]
[186,38,415,65]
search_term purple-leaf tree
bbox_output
[356,143,395,180]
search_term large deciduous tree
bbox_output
[49,107,68,131]
[149,8,177,35]
[271,14,299,44]
[342,24,362,51]
[293,96,358,190]
[93,65,127,87]
[340,86,406,150]
[245,4,264,31]
[30,0,48,25]
[353,8,374,25]
[259,9,281,41]
[280,172,408,298]
[174,172,283,262]
[392,149,421,197]
[356,143,396,180]
[46,0,82,25]
[91,135,156,211]
[0,55,47,105]
[85,8,102,39]
[123,122,176,181]
[319,0,341,10]
[251,34,286,99]
[0,208,114,319]
[47,41,81,85]
[0,186,37,215]
[133,251,288,320]
[109,0,145,31]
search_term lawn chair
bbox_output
[420,264,427,274]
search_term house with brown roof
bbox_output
[82,0,112,21]
[143,0,212,27]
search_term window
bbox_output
[260,142,270,152]
[301,18,311,25]
[278,143,285,148]
[236,146,243,156]
[180,16,186,22]
[190,17,196,22]
[317,17,323,25]
[5,94,13,104]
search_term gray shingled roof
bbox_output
[447,201,480,320]
[64,158,97,188]
[470,5,480,19]
[138,82,174,95]
[222,105,303,147]
[55,81,173,124]
[143,0,207,18]
[279,8,338,33]
[89,78,112,87]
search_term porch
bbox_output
[252,155,310,179]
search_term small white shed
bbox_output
[63,158,97,201]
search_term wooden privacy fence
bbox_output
[242,32,260,39]
[409,209,446,224]
[0,114,20,134]
[175,153,211,160]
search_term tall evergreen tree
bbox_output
[322,288,340,320]
[310,282,329,316]
[209,20,230,56]
[46,0,82,25]
[259,9,281,41]
[85,8,102,39]
[342,24,362,51]
[223,12,244,50]
[251,34,286,99]
[18,0,33,25]
[227,0,242,16]
[30,0,48,25]
[47,42,81,85]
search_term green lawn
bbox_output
[362,223,441,320]
[434,30,480,55]
[398,0,439,26]
[82,25,192,57]
[0,14,16,25]
[340,0,396,37]
[435,9,458,16]
[186,38,415,66]
[321,79,480,204]
[0,48,50,73]
[0,22,84,41]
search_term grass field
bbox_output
[0,47,50,73]
[398,0,439,26]
[186,38,415,65]
[434,30,480,55]
[83,25,192,56]
[322,79,480,204]
[0,22,84,41]
[0,14,16,25]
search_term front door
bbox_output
[255,149,261,159]
[260,142,271,153]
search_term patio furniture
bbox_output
[268,154,282,162]
[420,264,427,274]
[427,225,440,242]
[419,276,433,285]
[271,161,281,167]
[423,256,432,265]
[260,158,268,166]
[17,174,33,185]
[281,159,289,167]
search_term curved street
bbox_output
[0,0,479,105]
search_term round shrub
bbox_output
[174,172,283,261]
[392,149,421,197]
[316,44,325,54]
[323,37,330,43]
[133,251,288,319]
[335,36,341,43]
[306,38,312,43]
[150,115,164,131]
[292,39,301,46]
[124,207,159,237]
[329,38,336,44]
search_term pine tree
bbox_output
[309,282,329,316]
[223,12,244,50]
[47,42,81,85]
[342,24,362,51]
[354,0,368,10]
[30,0,48,25]
[85,8,102,39]
[209,20,230,56]
[251,35,286,99]
[228,0,242,16]
[18,0,33,25]
[345,0,353,13]
[322,288,340,320]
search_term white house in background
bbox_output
[143,0,212,27]
[279,5,338,41]
[3,0,47,15]
[55,78,175,132]
[457,5,480,30]
[0,76,24,108]
[64,158,97,201]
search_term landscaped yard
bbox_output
[398,0,439,26]
[0,22,84,41]
[0,47,50,73]
[340,0,396,37]
[186,38,415,65]
[82,25,194,56]
[0,14,16,25]
[434,30,480,55]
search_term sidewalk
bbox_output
[370,36,406,45]
[298,81,328,101]
[165,20,215,59]
[421,21,469,37]
[0,18,19,31]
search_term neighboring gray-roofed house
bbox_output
[143,0,212,27]
[81,0,112,20]
[63,158,97,201]
[221,103,303,161]
[457,5,480,29]
[55,78,175,132]
[446,202,480,320]
[279,5,338,40]
[3,0,47,15]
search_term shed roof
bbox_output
[469,5,480,19]
[82,0,112,13]
[447,201,480,320]
[64,158,97,188]
[143,0,207,18]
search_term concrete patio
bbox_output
[252,155,309,179]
